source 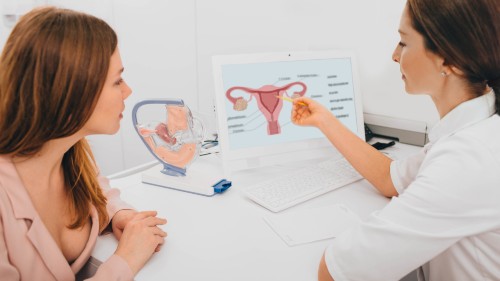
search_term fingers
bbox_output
[152,229,166,253]
[131,211,167,229]
[292,98,311,114]
[123,211,167,240]
[128,215,167,243]
[132,214,167,238]
[114,211,169,275]
[294,96,312,106]
[291,105,311,125]
[151,226,168,237]
[133,210,158,220]
[141,216,167,227]
[154,235,166,252]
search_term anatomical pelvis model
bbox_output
[132,100,203,176]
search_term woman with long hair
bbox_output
[0,7,167,280]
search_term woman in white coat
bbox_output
[292,0,500,280]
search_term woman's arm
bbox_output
[89,177,167,279]
[292,97,397,197]
[318,254,334,281]
[85,254,134,281]
[98,176,135,228]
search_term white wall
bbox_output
[0,0,439,175]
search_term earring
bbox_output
[441,71,448,77]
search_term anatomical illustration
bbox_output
[225,81,307,135]
[135,102,203,176]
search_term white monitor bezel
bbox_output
[212,50,365,175]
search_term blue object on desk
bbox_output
[213,179,232,193]
[141,163,231,197]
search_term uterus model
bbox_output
[132,100,203,176]
[225,81,307,135]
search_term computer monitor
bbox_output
[212,50,365,175]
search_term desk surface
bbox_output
[92,141,420,281]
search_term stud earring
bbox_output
[441,71,448,77]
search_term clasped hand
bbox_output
[112,210,167,275]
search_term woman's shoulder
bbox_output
[469,113,500,135]
[0,155,12,185]
[0,154,25,210]
[453,114,500,153]
[430,114,500,166]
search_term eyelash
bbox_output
[398,41,406,47]
[114,78,124,86]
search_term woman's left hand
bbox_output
[112,209,138,240]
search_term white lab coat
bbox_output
[325,91,500,281]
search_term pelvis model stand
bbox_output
[132,99,231,196]
[225,81,307,135]
[132,99,203,176]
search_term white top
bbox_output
[325,91,500,281]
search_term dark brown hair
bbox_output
[407,0,500,114]
[0,7,118,231]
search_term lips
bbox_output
[120,106,125,118]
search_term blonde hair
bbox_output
[0,7,118,231]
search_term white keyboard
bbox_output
[243,157,363,212]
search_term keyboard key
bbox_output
[244,157,362,212]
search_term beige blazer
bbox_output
[0,155,134,280]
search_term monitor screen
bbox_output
[212,51,365,174]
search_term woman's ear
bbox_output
[449,65,465,76]
[440,57,464,77]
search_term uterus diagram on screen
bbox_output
[225,81,307,135]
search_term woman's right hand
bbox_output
[291,97,334,129]
[114,211,167,275]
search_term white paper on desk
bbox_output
[263,204,361,246]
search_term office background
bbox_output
[0,0,438,175]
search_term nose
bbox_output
[392,44,401,63]
[122,81,132,99]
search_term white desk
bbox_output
[92,141,420,281]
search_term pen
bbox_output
[275,95,308,106]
